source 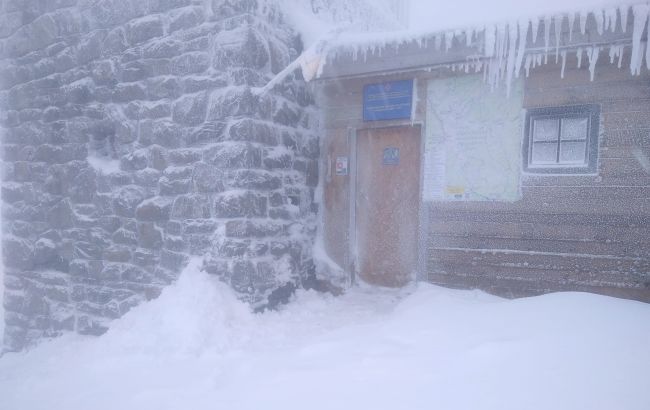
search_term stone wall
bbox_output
[0,0,319,351]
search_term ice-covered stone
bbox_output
[214,190,267,218]
[1,0,318,352]
[135,197,173,221]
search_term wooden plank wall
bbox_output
[317,54,650,302]
[427,55,650,302]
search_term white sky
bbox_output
[408,0,636,31]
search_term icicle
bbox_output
[620,5,629,32]
[505,22,518,96]
[618,46,624,68]
[445,31,453,51]
[595,10,604,35]
[605,8,618,32]
[541,18,549,65]
[554,15,562,63]
[630,4,649,75]
[587,46,600,81]
[568,12,575,41]
[647,27,650,70]
[561,50,567,78]
[531,18,539,44]
[484,25,496,57]
[514,19,529,78]
[524,54,532,77]
[434,34,442,51]
[577,47,583,68]
[580,11,588,34]
[609,45,617,64]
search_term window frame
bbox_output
[523,104,600,175]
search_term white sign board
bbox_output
[423,75,523,202]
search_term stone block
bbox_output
[138,119,183,148]
[212,27,269,70]
[229,169,281,190]
[172,92,208,125]
[158,177,191,196]
[141,38,183,59]
[48,199,75,229]
[126,16,164,45]
[225,219,285,238]
[3,236,34,270]
[133,249,157,267]
[134,168,162,187]
[231,260,255,294]
[207,87,259,121]
[229,68,266,87]
[203,142,261,169]
[70,169,97,203]
[187,122,227,145]
[113,185,148,217]
[103,246,132,263]
[170,52,210,76]
[219,239,249,257]
[135,197,173,221]
[164,235,186,252]
[192,163,225,193]
[169,6,204,33]
[228,118,277,145]
[168,149,201,165]
[182,219,218,234]
[203,258,228,276]
[160,250,188,272]
[146,77,181,100]
[214,191,266,218]
[137,222,163,249]
[112,228,139,246]
[171,195,211,219]
[182,76,228,94]
[148,145,168,170]
[112,83,146,103]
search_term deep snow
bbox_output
[0,260,648,410]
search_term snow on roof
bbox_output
[297,1,650,94]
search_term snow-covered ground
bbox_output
[0,260,648,410]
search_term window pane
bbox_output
[533,119,559,141]
[561,117,588,141]
[559,141,587,164]
[531,142,558,164]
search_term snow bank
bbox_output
[0,259,649,410]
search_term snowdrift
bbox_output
[0,261,649,410]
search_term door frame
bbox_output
[349,122,427,286]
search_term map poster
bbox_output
[423,75,523,202]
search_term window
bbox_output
[523,105,600,174]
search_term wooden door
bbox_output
[355,125,421,287]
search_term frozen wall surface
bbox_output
[0,0,319,351]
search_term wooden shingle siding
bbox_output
[317,49,650,302]
[428,57,650,302]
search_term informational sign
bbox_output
[423,75,523,202]
[335,156,348,176]
[382,147,400,165]
[363,80,413,121]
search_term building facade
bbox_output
[316,8,650,302]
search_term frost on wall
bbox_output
[0,0,319,351]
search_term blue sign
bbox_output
[383,147,400,165]
[363,80,413,121]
